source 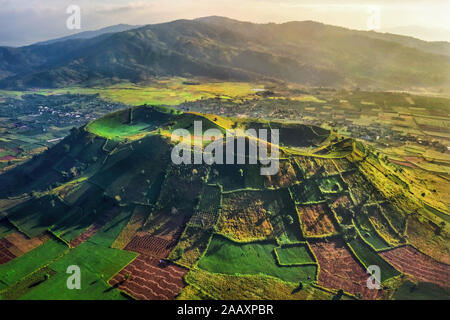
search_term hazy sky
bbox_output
[1,0,450,46]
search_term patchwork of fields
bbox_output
[0,102,449,301]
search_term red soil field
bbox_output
[298,203,336,237]
[4,232,49,254]
[380,245,450,287]
[109,255,187,300]
[309,239,384,300]
[0,238,16,265]
[0,232,50,265]
[124,234,175,258]
[0,155,16,161]
[109,219,187,300]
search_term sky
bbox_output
[1,0,450,46]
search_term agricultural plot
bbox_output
[69,207,120,247]
[0,231,50,264]
[188,185,221,230]
[51,190,119,243]
[289,180,324,204]
[272,122,329,148]
[182,268,332,300]
[354,212,391,250]
[208,164,246,191]
[84,206,134,248]
[332,158,355,173]
[295,157,321,179]
[393,280,450,300]
[297,203,337,237]
[378,202,407,235]
[0,238,16,265]
[167,226,212,268]
[5,195,69,238]
[156,163,209,212]
[216,191,277,241]
[347,235,400,282]
[318,176,345,194]
[405,214,450,265]
[365,204,403,246]
[380,246,450,288]
[198,235,317,284]
[268,190,303,244]
[109,256,187,300]
[1,267,56,300]
[243,164,267,189]
[109,208,188,300]
[315,158,339,176]
[274,243,316,266]
[111,205,149,250]
[309,239,384,300]
[0,239,68,291]
[89,136,171,205]
[125,234,176,258]
[264,160,298,188]
[21,241,136,300]
[125,211,186,258]
[328,194,353,224]
[342,171,380,205]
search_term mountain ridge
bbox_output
[1,16,449,90]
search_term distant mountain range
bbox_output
[380,26,450,43]
[1,16,449,90]
[34,24,140,46]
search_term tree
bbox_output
[174,247,184,260]
[286,215,294,225]
[333,289,344,300]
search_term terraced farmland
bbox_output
[0,106,448,300]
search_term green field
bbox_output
[393,281,450,300]
[20,242,137,300]
[274,244,315,265]
[198,234,317,283]
[354,214,391,250]
[348,235,400,282]
[0,240,68,292]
